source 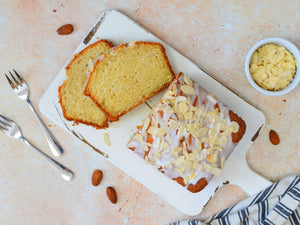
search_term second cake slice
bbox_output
[84,41,175,121]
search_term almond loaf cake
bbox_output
[84,41,175,121]
[127,73,246,193]
[58,40,113,128]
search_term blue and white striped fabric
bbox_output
[171,175,300,225]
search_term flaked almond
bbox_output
[181,84,195,95]
[92,170,103,186]
[141,117,151,133]
[135,133,144,143]
[183,73,193,86]
[106,187,117,204]
[57,24,74,35]
[269,129,280,145]
[103,133,111,146]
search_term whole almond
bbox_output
[269,129,280,145]
[106,187,117,204]
[92,170,103,186]
[57,24,74,35]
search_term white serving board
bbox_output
[39,10,272,215]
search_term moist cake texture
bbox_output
[84,41,175,121]
[127,73,246,193]
[58,40,112,128]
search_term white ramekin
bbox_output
[245,37,300,96]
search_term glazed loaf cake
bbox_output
[127,73,246,193]
[58,40,112,128]
[84,41,175,121]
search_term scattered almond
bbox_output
[106,187,117,204]
[57,24,74,35]
[269,129,280,145]
[92,170,103,186]
[103,133,111,146]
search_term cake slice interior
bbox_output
[58,40,112,128]
[84,41,175,121]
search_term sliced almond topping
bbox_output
[176,155,185,165]
[169,119,178,130]
[147,126,156,135]
[223,126,234,136]
[184,160,193,173]
[178,102,188,113]
[206,94,217,103]
[172,84,177,93]
[175,167,184,175]
[230,121,240,133]
[135,133,144,143]
[201,137,207,143]
[153,150,162,159]
[157,125,169,136]
[195,138,202,150]
[176,112,184,120]
[172,150,179,158]
[184,111,193,120]
[197,127,209,137]
[199,150,207,161]
[182,146,189,158]
[165,107,174,114]
[183,73,193,86]
[207,151,218,163]
[142,117,151,133]
[218,135,228,147]
[153,136,161,149]
[164,96,175,105]
[184,176,189,185]
[160,141,169,150]
[181,84,195,95]
[193,161,201,170]
[175,96,187,102]
[150,117,157,126]
[218,121,225,131]
[165,133,172,144]
[205,163,222,176]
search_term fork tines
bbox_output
[5,69,24,89]
[0,115,11,130]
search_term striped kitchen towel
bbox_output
[171,175,300,225]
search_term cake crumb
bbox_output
[103,133,111,146]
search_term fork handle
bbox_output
[20,137,74,181]
[26,99,63,157]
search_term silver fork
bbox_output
[5,69,63,157]
[0,114,74,181]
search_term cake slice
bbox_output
[127,73,246,193]
[58,40,113,128]
[84,41,175,121]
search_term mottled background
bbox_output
[0,1,299,224]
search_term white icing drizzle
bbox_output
[128,73,240,188]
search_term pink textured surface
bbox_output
[0,1,299,224]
